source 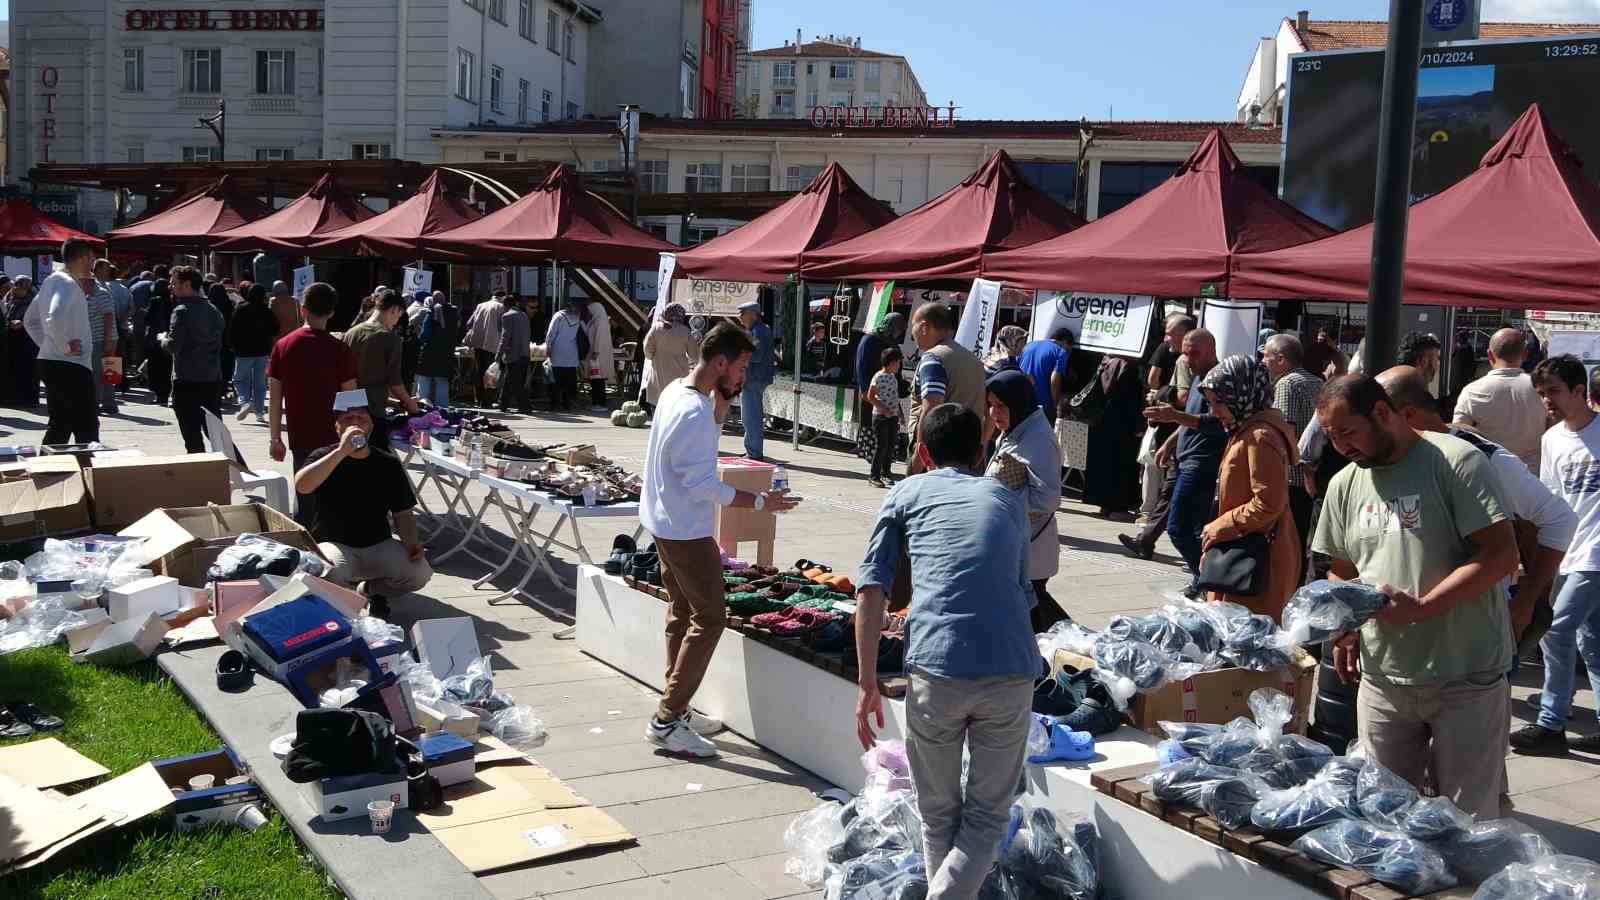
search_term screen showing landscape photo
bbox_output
[1282,34,1600,230]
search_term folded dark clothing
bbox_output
[1293,820,1457,895]
[1399,796,1474,842]
[1201,775,1267,830]
[1171,605,1223,655]
[1437,820,1553,885]
[1092,639,1168,690]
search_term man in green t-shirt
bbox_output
[1312,374,1519,819]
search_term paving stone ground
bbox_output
[21,386,1600,897]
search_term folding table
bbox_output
[409,446,499,569]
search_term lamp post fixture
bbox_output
[196,100,226,162]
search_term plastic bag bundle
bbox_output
[1294,820,1458,895]
[862,741,914,795]
[1146,758,1251,807]
[1282,580,1389,644]
[1204,601,1298,671]
[207,533,327,582]
[0,595,102,654]
[1091,638,1168,692]
[393,654,443,706]
[1355,760,1420,829]
[352,615,404,648]
[1160,721,1224,759]
[1437,820,1552,885]
[440,655,496,705]
[826,851,927,900]
[1398,796,1474,842]
[487,705,546,749]
[1036,620,1100,660]
[1106,610,1193,658]
[1250,758,1362,834]
[1200,773,1270,830]
[827,790,924,864]
[1000,804,1099,900]
[1473,854,1600,900]
[1168,604,1224,656]
[785,801,851,886]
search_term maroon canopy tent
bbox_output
[799,150,1083,284]
[1231,104,1600,310]
[211,173,375,254]
[0,197,105,255]
[306,172,482,262]
[106,176,271,253]
[425,165,675,268]
[986,130,1332,295]
[674,163,897,282]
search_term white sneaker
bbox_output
[683,710,725,736]
[255,412,266,424]
[235,404,252,421]
[644,717,719,758]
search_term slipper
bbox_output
[0,705,33,739]
[5,702,62,732]
[216,650,253,692]
[803,566,833,581]
[818,574,855,594]
[1027,714,1097,764]
[750,608,799,629]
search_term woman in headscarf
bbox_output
[1196,355,1302,621]
[1081,353,1145,517]
[854,311,908,463]
[984,325,1029,375]
[985,369,1068,631]
[642,303,699,414]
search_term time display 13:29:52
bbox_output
[1545,42,1600,58]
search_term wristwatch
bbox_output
[754,493,767,511]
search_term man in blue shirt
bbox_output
[1144,328,1225,585]
[1017,329,1075,424]
[853,403,1038,899]
[737,299,776,461]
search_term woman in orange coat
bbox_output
[1197,355,1303,622]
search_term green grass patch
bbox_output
[1,647,340,900]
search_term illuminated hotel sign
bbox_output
[124,9,325,31]
[808,103,959,129]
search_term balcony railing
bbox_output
[772,76,795,88]
[248,96,298,114]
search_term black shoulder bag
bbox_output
[1194,427,1290,597]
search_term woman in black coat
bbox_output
[226,283,280,421]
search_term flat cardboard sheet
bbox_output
[0,773,106,866]
[412,617,481,680]
[73,763,175,826]
[0,737,110,788]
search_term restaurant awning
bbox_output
[211,173,377,254]
[105,176,273,253]
[306,172,482,263]
[0,197,106,255]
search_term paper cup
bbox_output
[368,800,395,834]
[232,804,267,831]
[188,774,216,790]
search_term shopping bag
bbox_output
[1136,424,1159,466]
[484,361,502,390]
[101,356,124,386]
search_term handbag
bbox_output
[1195,532,1271,596]
[1135,425,1159,466]
[1068,376,1107,427]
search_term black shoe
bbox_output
[1117,533,1154,561]
[215,650,253,692]
[0,705,34,739]
[368,595,392,621]
[1510,723,1569,756]
[605,534,637,575]
[1571,733,1600,754]
[1181,580,1203,600]
[4,701,63,732]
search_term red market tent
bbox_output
[1231,104,1600,310]
[106,176,272,253]
[306,172,482,262]
[0,197,105,255]
[674,163,897,282]
[985,130,1333,295]
[799,150,1083,284]
[424,165,676,268]
[211,173,375,254]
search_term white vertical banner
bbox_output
[654,253,677,320]
[402,267,432,295]
[953,278,1002,358]
[292,265,316,300]
[1200,299,1264,362]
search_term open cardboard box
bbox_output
[120,503,317,587]
[87,453,231,529]
[152,748,262,831]
[1054,647,1316,737]
[0,455,91,542]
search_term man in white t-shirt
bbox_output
[1455,328,1547,473]
[639,323,799,758]
[23,238,98,444]
[1516,355,1600,756]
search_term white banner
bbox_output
[402,266,433,295]
[654,253,677,319]
[1031,291,1156,358]
[1201,299,1264,363]
[953,278,1002,358]
[677,278,760,317]
[292,264,316,300]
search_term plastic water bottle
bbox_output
[468,434,484,470]
[350,433,367,450]
[771,465,789,493]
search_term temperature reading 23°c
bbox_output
[1546,42,1600,58]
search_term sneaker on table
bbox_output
[1510,723,1569,756]
[645,717,719,758]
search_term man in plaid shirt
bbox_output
[1263,333,1323,582]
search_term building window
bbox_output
[183,49,222,94]
[351,142,392,160]
[518,0,534,40]
[805,91,818,108]
[488,0,506,24]
[730,163,770,192]
[547,10,559,51]
[482,149,516,161]
[864,61,881,80]
[1014,160,1079,209]
[127,147,144,163]
[256,148,295,161]
[565,100,579,120]
[1098,162,1178,216]
[771,93,794,115]
[684,162,722,194]
[255,50,296,95]
[829,61,854,79]
[541,89,552,122]
[639,159,669,193]
[772,61,795,83]
[182,146,218,163]
[828,92,852,107]
[589,159,618,172]
[564,22,575,61]
[489,65,504,112]
[684,226,719,246]
[122,48,144,92]
[786,164,823,190]
[517,78,530,123]
[864,92,881,108]
[456,48,476,100]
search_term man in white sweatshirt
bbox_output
[24,238,98,444]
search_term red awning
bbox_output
[674,163,897,282]
[0,197,105,255]
[1231,104,1600,310]
[424,165,676,268]
[211,173,375,254]
[986,130,1333,296]
[106,175,272,253]
[799,150,1083,284]
[306,172,482,262]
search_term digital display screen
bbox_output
[1281,33,1600,230]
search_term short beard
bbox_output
[1351,429,1397,469]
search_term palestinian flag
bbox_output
[862,280,895,330]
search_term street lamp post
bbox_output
[196,100,226,162]
[1363,2,1424,375]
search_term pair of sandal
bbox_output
[0,701,64,738]
[749,607,842,636]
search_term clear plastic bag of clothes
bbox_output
[486,704,546,749]
[208,533,327,581]
[1437,819,1552,885]
[1167,603,1225,657]
[1251,758,1363,834]
[393,653,443,706]
[1399,796,1474,842]
[1159,721,1225,759]
[1106,610,1194,659]
[977,866,1025,900]
[440,655,496,705]
[1000,803,1099,900]
[1200,772,1271,830]
[1295,820,1458,895]
[826,851,928,900]
[1282,580,1389,645]
[1036,620,1100,659]
[1473,854,1600,900]
[1199,601,1298,671]
[0,595,103,654]
[785,801,851,886]
[1146,758,1258,807]
[1355,759,1420,829]
[827,789,924,864]
[352,615,404,648]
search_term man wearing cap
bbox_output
[737,299,775,460]
[268,280,300,335]
[294,389,431,619]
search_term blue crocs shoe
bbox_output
[1027,715,1097,764]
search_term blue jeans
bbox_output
[232,356,268,413]
[742,381,768,458]
[1537,571,1600,730]
[1166,463,1217,574]
[416,375,450,409]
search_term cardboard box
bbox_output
[370,639,405,677]
[1053,648,1316,737]
[87,454,231,529]
[105,576,183,622]
[415,700,480,738]
[419,732,477,787]
[120,503,316,586]
[412,617,481,680]
[221,576,363,654]
[299,770,407,823]
[152,748,263,832]
[78,613,166,666]
[239,595,354,681]
[0,455,91,541]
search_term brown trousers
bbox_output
[655,535,727,721]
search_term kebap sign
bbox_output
[1030,291,1155,357]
